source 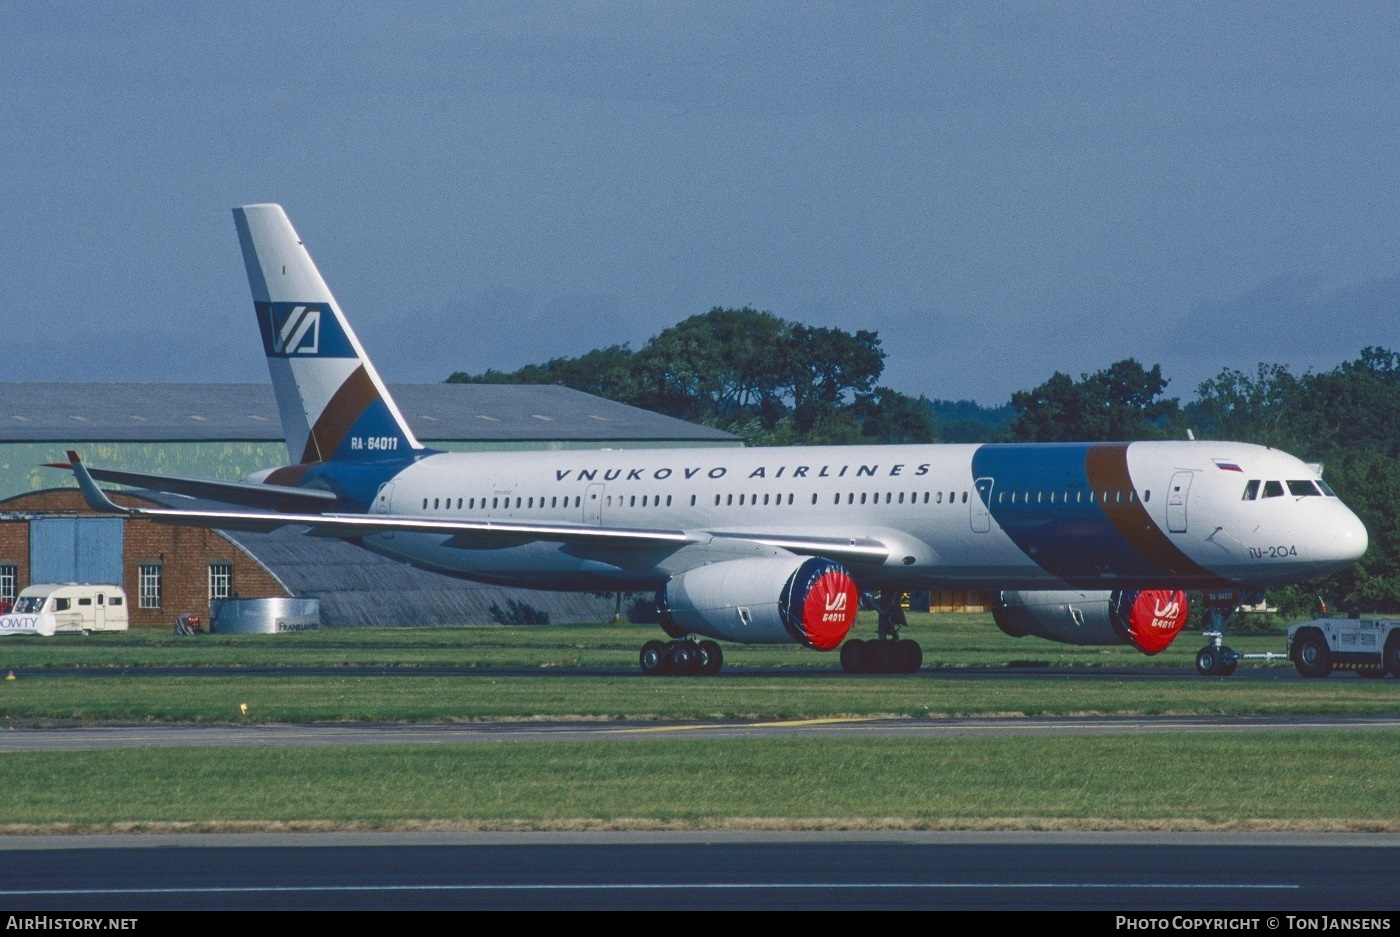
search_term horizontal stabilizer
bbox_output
[44,457,338,513]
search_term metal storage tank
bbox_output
[210,598,320,634]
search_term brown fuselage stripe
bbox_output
[301,365,380,464]
[1084,443,1218,580]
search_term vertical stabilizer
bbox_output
[233,204,421,464]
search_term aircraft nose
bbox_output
[1311,504,1369,573]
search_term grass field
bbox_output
[0,611,1300,671]
[0,613,1392,724]
[1,614,1395,833]
[1,734,1395,832]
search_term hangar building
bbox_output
[0,383,738,626]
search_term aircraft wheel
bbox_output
[840,640,866,674]
[640,640,670,676]
[1292,630,1332,678]
[1386,635,1400,678]
[894,639,923,673]
[668,641,700,676]
[1195,646,1220,677]
[868,640,894,674]
[1216,648,1237,677]
[697,640,723,676]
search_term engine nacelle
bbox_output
[992,589,1190,656]
[660,556,859,649]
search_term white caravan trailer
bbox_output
[0,584,130,636]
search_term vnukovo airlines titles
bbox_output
[52,203,1369,677]
[549,462,935,482]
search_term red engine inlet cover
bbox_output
[1118,589,1190,655]
[780,558,859,651]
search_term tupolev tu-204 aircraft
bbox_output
[55,205,1369,677]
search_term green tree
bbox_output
[1008,359,1179,442]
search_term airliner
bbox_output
[55,205,1370,677]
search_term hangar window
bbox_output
[209,563,232,603]
[139,564,162,609]
[0,566,15,606]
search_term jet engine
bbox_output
[659,556,859,649]
[992,589,1190,655]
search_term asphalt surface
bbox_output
[3,714,1399,750]
[0,834,1395,911]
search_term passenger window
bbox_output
[1242,480,1260,501]
[667,496,673,506]
[1143,490,1150,503]
[848,493,854,505]
[763,494,769,505]
[860,493,867,504]
[898,492,904,504]
[961,492,967,503]
[630,496,636,507]
[1288,480,1321,497]
[1262,481,1285,498]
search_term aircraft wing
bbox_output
[59,455,889,565]
[43,455,338,513]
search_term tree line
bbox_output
[449,308,1399,614]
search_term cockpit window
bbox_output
[1287,480,1322,497]
[1242,480,1260,501]
[1261,480,1285,498]
[1316,478,1337,496]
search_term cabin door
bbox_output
[971,477,994,533]
[584,484,605,525]
[1166,471,1193,533]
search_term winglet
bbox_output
[65,451,130,515]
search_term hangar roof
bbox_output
[0,383,734,444]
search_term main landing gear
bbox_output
[840,590,923,674]
[640,638,724,677]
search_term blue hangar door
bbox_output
[29,518,125,584]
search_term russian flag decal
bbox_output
[1213,459,1244,472]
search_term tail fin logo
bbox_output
[273,306,321,355]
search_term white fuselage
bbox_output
[355,440,1368,593]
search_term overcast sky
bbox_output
[4,2,1397,405]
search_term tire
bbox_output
[1195,646,1219,677]
[697,640,723,676]
[640,640,669,676]
[668,641,700,676]
[840,640,866,674]
[868,640,894,674]
[895,639,923,674]
[1387,635,1400,678]
[1216,648,1237,677]
[1292,630,1332,679]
